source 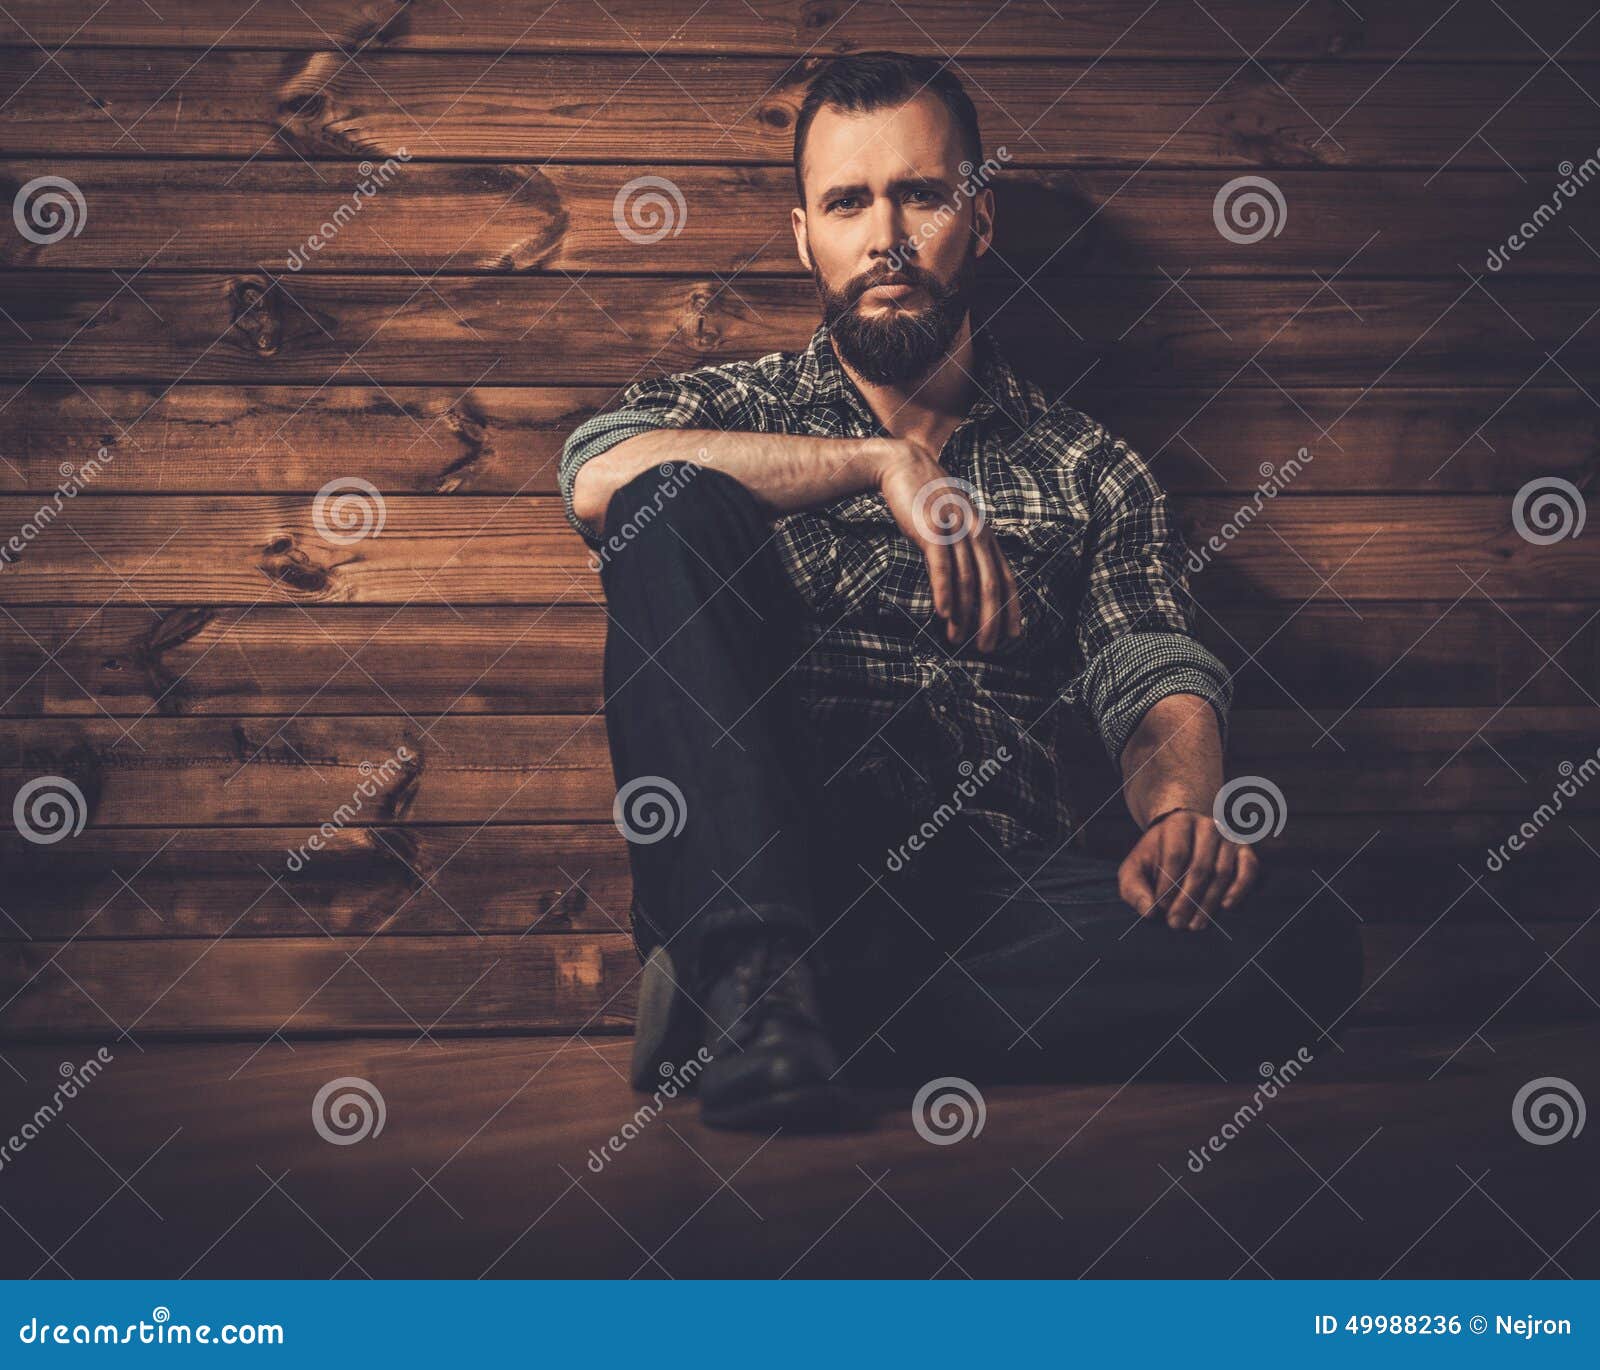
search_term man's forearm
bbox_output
[571,427,894,533]
[1118,692,1225,829]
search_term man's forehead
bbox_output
[804,99,963,185]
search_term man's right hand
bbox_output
[874,438,1023,655]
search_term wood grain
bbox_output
[5,0,1594,58]
[0,53,1591,167]
[3,384,1593,496]
[4,815,1597,940]
[3,275,1597,387]
[1,494,1594,604]
[2,601,1596,718]
[7,164,1597,276]
[2,921,1595,1036]
[2,710,1597,827]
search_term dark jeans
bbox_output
[598,463,1364,1084]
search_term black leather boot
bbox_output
[695,929,865,1131]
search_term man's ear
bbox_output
[791,206,812,272]
[971,186,996,265]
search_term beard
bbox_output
[811,233,980,386]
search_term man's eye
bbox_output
[829,197,859,212]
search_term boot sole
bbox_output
[629,944,703,1091]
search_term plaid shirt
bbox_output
[560,320,1231,853]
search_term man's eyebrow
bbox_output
[816,175,954,202]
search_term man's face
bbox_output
[793,94,992,387]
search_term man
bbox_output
[560,51,1362,1131]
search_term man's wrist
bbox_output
[1142,804,1208,832]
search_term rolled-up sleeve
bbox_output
[1068,433,1232,762]
[558,370,744,548]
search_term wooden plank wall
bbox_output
[1,1,1598,1039]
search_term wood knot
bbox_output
[260,534,332,596]
[683,284,724,352]
[228,276,282,356]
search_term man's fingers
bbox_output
[1176,823,1221,930]
[923,539,953,625]
[995,543,1023,640]
[1119,856,1159,918]
[947,535,977,642]
[1193,841,1238,931]
[1220,844,1261,909]
[972,534,1005,653]
[1153,822,1194,922]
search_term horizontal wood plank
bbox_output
[6,164,1596,276]
[5,1,1594,58]
[2,710,1597,825]
[2,275,1597,387]
[2,384,1592,496]
[2,921,1596,1036]
[2,601,1597,718]
[0,54,1591,166]
[3,815,1597,940]
[0,494,1593,604]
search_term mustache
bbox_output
[849,265,929,300]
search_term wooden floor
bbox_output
[1,1022,1594,1280]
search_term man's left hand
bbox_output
[1117,808,1259,931]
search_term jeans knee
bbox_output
[601,460,759,557]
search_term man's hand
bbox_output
[1117,808,1260,931]
[875,438,1022,654]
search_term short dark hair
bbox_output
[792,51,983,206]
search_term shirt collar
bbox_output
[792,318,1031,430]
